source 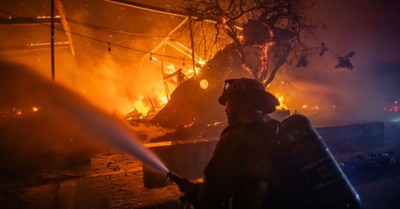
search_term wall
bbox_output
[142,122,385,188]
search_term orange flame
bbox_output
[130,93,169,118]
[32,106,40,112]
[302,104,320,110]
[132,96,151,116]
[275,93,288,110]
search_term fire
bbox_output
[275,93,288,110]
[126,41,207,120]
[133,96,152,116]
[15,108,22,115]
[198,58,206,66]
[186,67,201,75]
[158,96,168,105]
[166,65,176,74]
[32,106,40,112]
[128,93,170,119]
[302,104,320,110]
[2,106,42,120]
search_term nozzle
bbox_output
[167,171,179,180]
[167,171,191,192]
[167,171,186,185]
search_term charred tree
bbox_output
[181,0,318,86]
[151,0,354,129]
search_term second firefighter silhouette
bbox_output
[169,78,361,209]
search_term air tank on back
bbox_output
[277,114,362,209]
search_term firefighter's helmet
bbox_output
[218,78,279,113]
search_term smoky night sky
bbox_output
[276,0,400,124]
[325,0,400,120]
[0,0,399,124]
[313,0,400,87]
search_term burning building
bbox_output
[1,1,400,208]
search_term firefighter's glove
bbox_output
[179,182,202,207]
[167,173,202,207]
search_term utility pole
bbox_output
[189,18,198,82]
[51,0,55,81]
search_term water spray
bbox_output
[52,83,170,175]
[1,61,170,175]
[2,61,194,199]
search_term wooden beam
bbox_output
[104,0,186,17]
[104,0,243,30]
[55,0,75,56]
[139,17,189,71]
[0,16,61,24]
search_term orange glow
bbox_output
[198,58,206,66]
[27,42,69,47]
[302,104,320,110]
[129,93,169,118]
[37,15,60,19]
[275,93,288,110]
[200,79,209,89]
[158,96,168,105]
[238,35,244,43]
[16,109,22,115]
[133,96,151,116]
[166,65,175,74]
[261,42,274,74]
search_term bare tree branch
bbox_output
[179,0,352,86]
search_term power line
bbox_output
[0,8,213,62]
[66,18,164,39]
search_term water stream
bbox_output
[0,61,169,175]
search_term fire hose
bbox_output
[167,172,202,208]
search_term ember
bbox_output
[302,104,320,110]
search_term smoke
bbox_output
[1,0,190,116]
[0,1,184,170]
[272,58,393,125]
[267,0,400,125]
[0,47,167,115]
[2,0,398,130]
[0,60,169,176]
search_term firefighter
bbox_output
[199,78,281,209]
[174,78,281,209]
[170,78,362,209]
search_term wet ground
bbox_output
[1,128,400,209]
[0,152,183,209]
